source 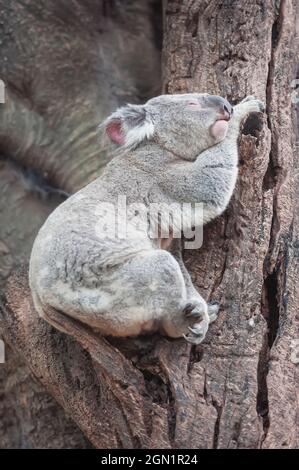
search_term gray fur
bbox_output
[29,93,264,344]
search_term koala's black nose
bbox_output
[205,95,233,120]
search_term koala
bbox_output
[29,93,264,344]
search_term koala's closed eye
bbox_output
[187,100,201,107]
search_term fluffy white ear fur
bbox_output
[125,118,154,148]
[103,104,154,149]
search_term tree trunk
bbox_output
[1,0,298,448]
[162,0,299,448]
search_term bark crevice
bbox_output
[212,399,222,449]
[256,0,288,447]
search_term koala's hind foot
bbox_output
[181,299,220,344]
[33,248,218,344]
[182,300,209,344]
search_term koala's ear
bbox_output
[103,104,154,148]
[105,120,125,145]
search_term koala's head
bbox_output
[103,93,233,161]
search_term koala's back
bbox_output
[29,191,97,293]
[29,166,155,313]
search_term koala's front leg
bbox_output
[227,96,265,140]
[169,238,219,344]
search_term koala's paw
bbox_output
[182,300,220,344]
[240,95,256,103]
[236,96,265,115]
[183,321,209,344]
[183,299,209,344]
[184,300,206,318]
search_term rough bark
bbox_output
[163,0,299,448]
[0,344,92,449]
[1,0,299,449]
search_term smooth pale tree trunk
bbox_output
[0,0,298,448]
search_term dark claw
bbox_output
[183,303,204,319]
[183,303,194,315]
